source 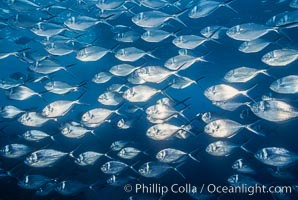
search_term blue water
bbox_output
[0,0,298,199]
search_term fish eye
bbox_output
[189,6,198,17]
[24,132,31,137]
[138,13,144,20]
[46,82,53,88]
[177,36,184,43]
[117,119,124,127]
[24,176,29,184]
[4,145,10,153]
[82,113,90,121]
[225,70,234,78]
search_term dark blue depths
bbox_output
[0,0,298,200]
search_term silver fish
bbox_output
[204,119,262,138]
[0,144,31,158]
[45,41,74,56]
[98,91,123,106]
[18,112,55,127]
[114,30,140,43]
[138,161,185,179]
[156,148,200,163]
[200,25,227,39]
[213,101,250,111]
[21,130,54,142]
[115,47,156,62]
[118,147,143,159]
[141,29,176,43]
[61,121,95,138]
[123,85,168,103]
[18,175,53,190]
[35,181,57,196]
[24,149,71,167]
[255,147,298,168]
[101,161,137,174]
[92,72,113,84]
[117,118,135,129]
[110,140,133,151]
[204,84,256,101]
[262,49,298,66]
[226,23,278,41]
[205,141,246,156]
[109,63,142,76]
[136,66,182,83]
[132,10,187,28]
[228,174,259,187]
[96,0,128,11]
[249,100,298,122]
[74,151,111,166]
[31,22,66,38]
[55,180,88,196]
[29,59,71,75]
[7,85,42,100]
[232,159,255,174]
[238,38,273,53]
[188,0,237,18]
[107,174,136,187]
[41,98,83,118]
[172,35,216,50]
[224,66,270,83]
[1,105,26,118]
[44,81,85,95]
[138,0,178,10]
[76,46,112,62]
[270,75,298,94]
[146,123,193,140]
[64,15,108,31]
[81,108,119,128]
[164,54,206,70]
[171,76,203,89]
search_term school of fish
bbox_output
[0,0,298,199]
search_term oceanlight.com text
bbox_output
[123,183,292,196]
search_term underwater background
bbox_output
[0,0,298,199]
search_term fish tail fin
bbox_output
[173,162,186,179]
[178,106,189,119]
[50,135,56,142]
[77,80,89,89]
[104,153,113,160]
[17,48,31,54]
[260,68,277,79]
[275,27,293,42]
[160,82,174,94]
[194,76,205,90]
[246,120,266,137]
[172,8,189,27]
[69,144,81,158]
[222,0,238,14]
[196,55,209,63]
[188,148,201,163]
[240,138,254,154]
[223,4,238,14]
[260,69,272,77]
[146,48,159,60]
[90,130,96,136]
[130,161,140,174]
[173,28,183,38]
[167,96,191,107]
[63,63,78,79]
[242,84,258,102]
[110,43,120,54]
